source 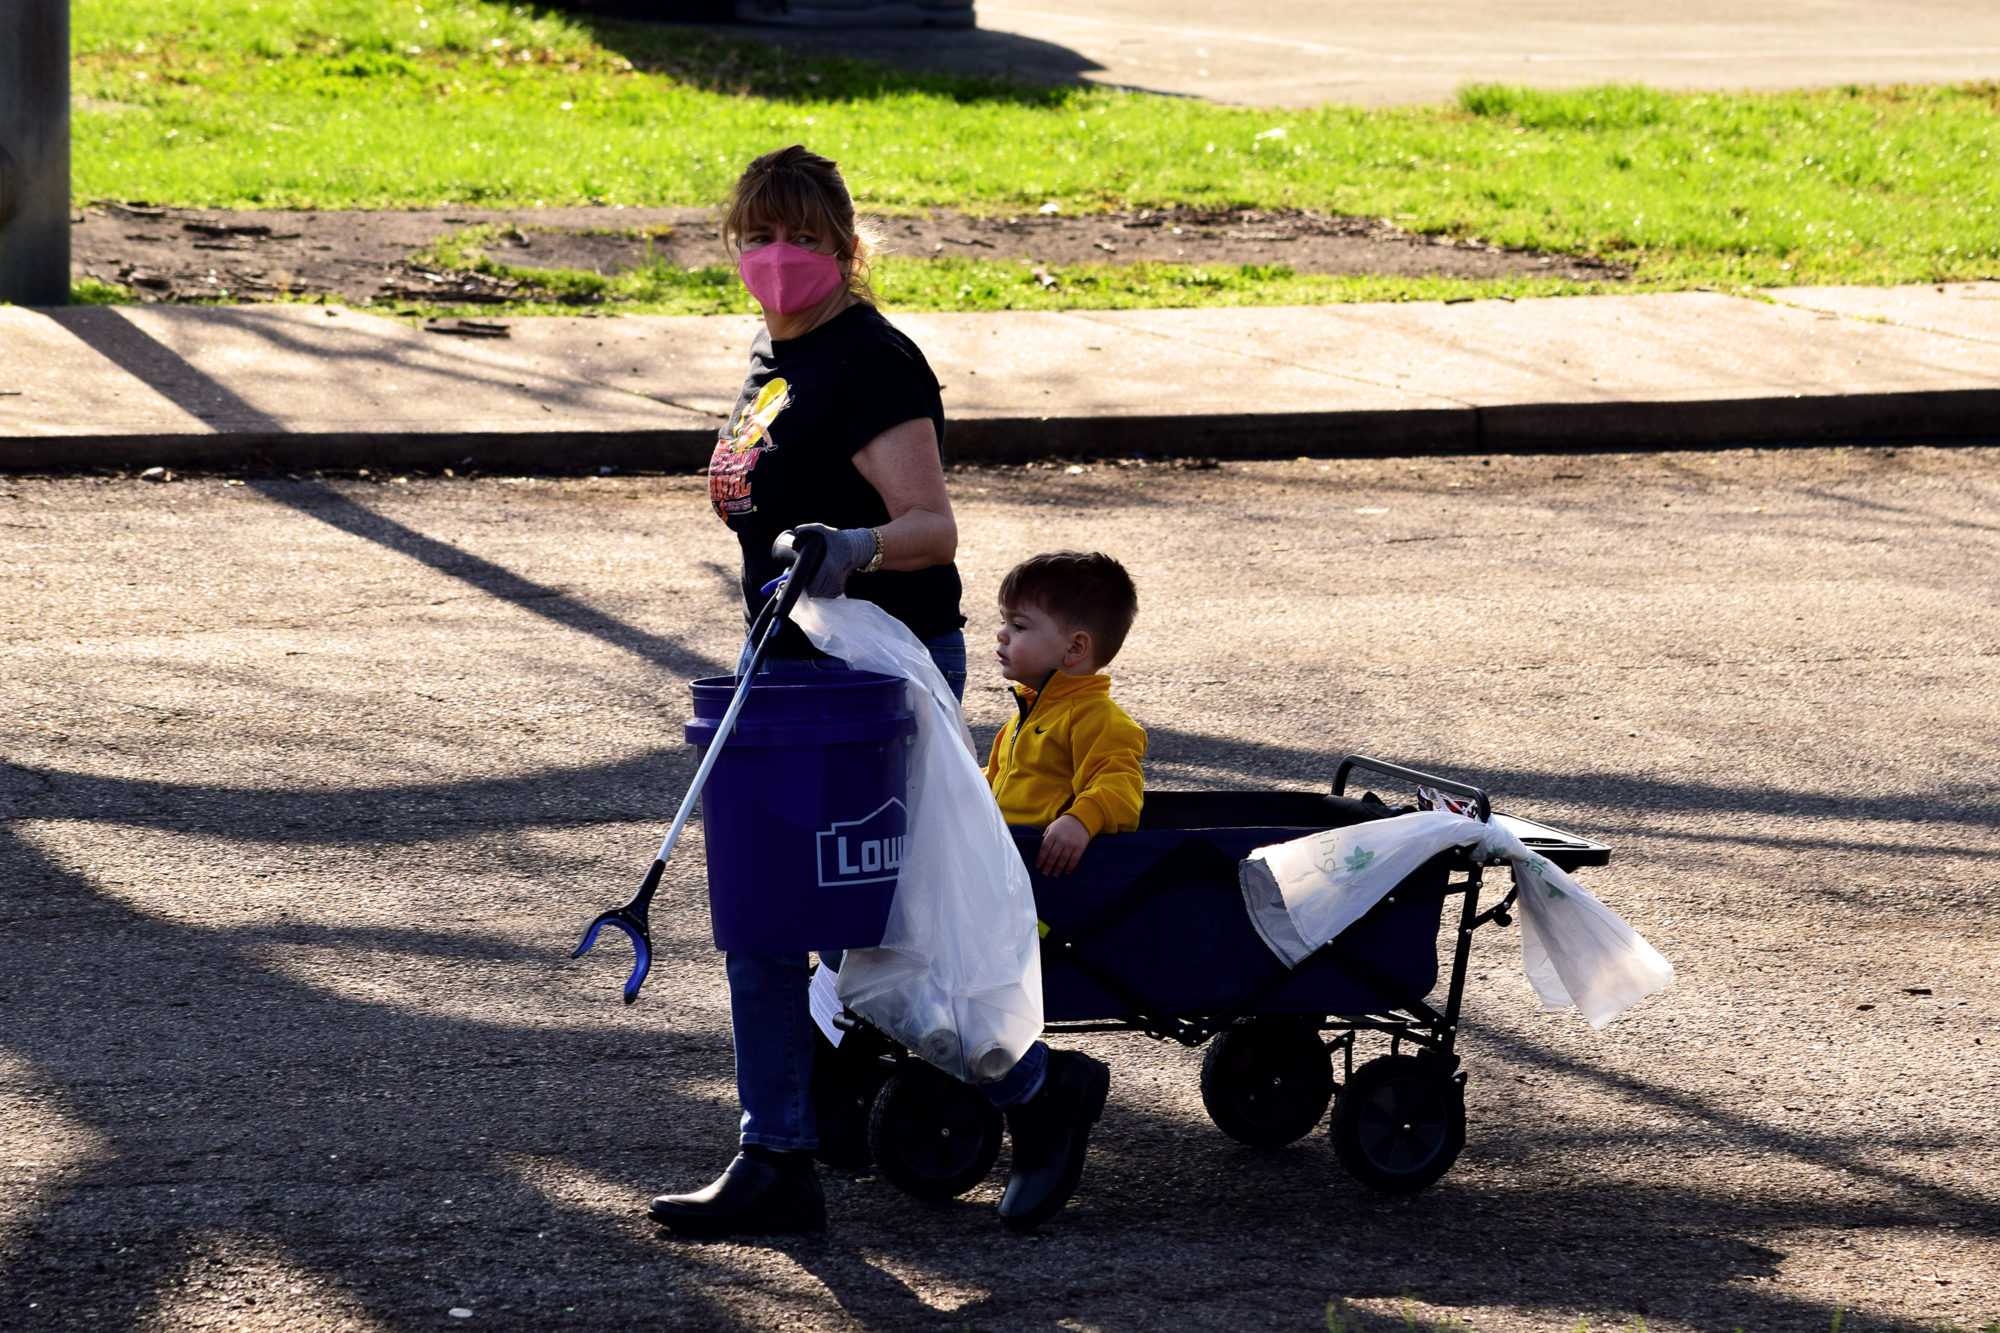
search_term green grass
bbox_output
[70,0,2000,309]
[69,276,142,306]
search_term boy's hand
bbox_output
[1036,815,1091,876]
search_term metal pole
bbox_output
[0,0,71,307]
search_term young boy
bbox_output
[985,552,1146,876]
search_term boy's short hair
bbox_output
[999,551,1140,666]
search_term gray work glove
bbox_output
[790,523,878,599]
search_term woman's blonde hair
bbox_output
[723,145,879,304]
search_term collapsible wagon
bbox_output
[812,756,1610,1197]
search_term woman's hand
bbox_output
[788,524,877,598]
[853,417,956,571]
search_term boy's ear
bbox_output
[1062,628,1094,670]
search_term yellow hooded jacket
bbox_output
[984,671,1147,836]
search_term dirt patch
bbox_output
[69,203,708,307]
[71,202,1624,305]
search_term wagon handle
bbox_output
[1332,754,1491,823]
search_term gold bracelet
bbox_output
[861,527,885,573]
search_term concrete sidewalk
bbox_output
[2,283,1997,472]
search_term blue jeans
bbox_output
[726,629,1051,1150]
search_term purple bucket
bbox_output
[685,670,916,951]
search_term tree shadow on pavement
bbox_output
[5,729,1992,1329]
[984,1021,1987,1332]
[4,487,1991,1326]
[1465,1023,1996,1233]
[0,750,698,843]
[51,307,288,433]
[44,305,719,476]
[247,479,726,682]
[1790,484,2000,537]
[1141,722,2000,844]
[0,821,753,1329]
[560,11,1113,106]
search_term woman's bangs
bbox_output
[730,175,843,251]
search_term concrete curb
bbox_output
[956,389,2000,460]
[0,428,715,474]
[10,387,2000,473]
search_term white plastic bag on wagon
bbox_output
[1240,809,1673,1028]
[1502,828,1675,1029]
[791,591,1044,1084]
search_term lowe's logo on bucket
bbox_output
[815,799,909,888]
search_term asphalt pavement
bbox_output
[1,448,1995,1331]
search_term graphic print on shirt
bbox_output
[709,377,791,519]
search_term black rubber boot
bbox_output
[648,1146,827,1238]
[998,1049,1110,1233]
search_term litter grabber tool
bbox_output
[572,529,828,1003]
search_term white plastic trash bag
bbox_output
[792,592,1044,1083]
[1240,810,1482,967]
[1240,810,1672,1028]
[1503,832,1675,1029]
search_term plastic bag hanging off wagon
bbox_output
[791,592,1044,1084]
[1240,810,1672,1028]
[1503,833,1675,1029]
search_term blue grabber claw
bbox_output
[578,534,825,1006]
[573,859,662,1004]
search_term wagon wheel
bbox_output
[810,1027,892,1172]
[866,1063,1004,1201]
[1329,1054,1466,1194]
[1198,1026,1336,1149]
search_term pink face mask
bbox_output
[738,242,845,315]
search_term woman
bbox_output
[649,146,1109,1238]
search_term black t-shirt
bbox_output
[709,303,964,657]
